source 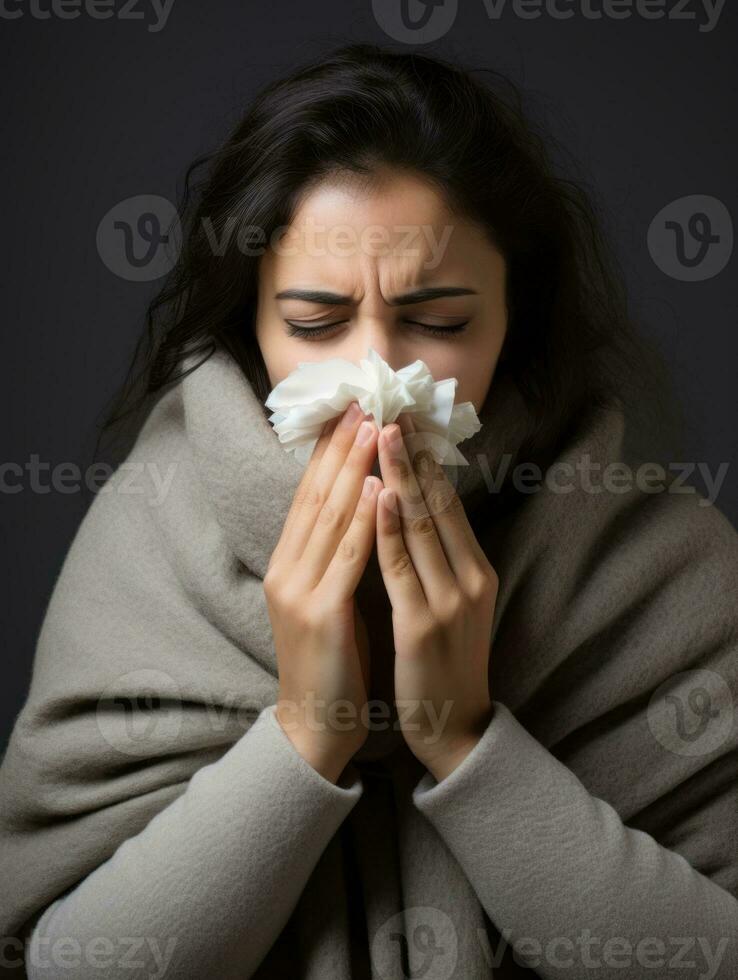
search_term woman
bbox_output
[1,44,736,980]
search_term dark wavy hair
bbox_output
[96,42,680,477]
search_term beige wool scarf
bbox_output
[1,345,737,979]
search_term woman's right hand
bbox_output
[264,401,381,782]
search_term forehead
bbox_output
[260,171,500,295]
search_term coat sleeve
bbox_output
[412,482,738,980]
[412,696,738,979]
[19,704,362,980]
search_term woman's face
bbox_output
[255,170,508,414]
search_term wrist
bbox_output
[419,735,479,782]
[275,714,356,784]
[415,705,495,782]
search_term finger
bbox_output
[321,474,382,602]
[377,419,455,605]
[277,401,370,566]
[278,416,337,538]
[269,414,340,570]
[398,412,490,588]
[296,416,379,589]
[375,487,426,614]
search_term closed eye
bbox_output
[285,319,470,340]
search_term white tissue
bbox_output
[264,347,482,466]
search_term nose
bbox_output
[348,318,406,376]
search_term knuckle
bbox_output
[262,566,282,598]
[405,512,436,538]
[317,501,348,531]
[268,581,298,616]
[388,552,414,577]
[469,565,499,602]
[391,457,412,485]
[427,487,462,520]
[296,484,325,511]
[304,607,326,632]
[336,536,358,563]
[280,582,303,610]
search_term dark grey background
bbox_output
[1,0,736,751]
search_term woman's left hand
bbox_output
[375,412,498,781]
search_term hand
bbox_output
[264,402,380,782]
[375,412,497,780]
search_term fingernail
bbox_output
[340,402,361,428]
[355,421,374,446]
[362,476,376,498]
[383,424,401,449]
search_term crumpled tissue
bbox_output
[264,347,482,466]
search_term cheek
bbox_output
[255,317,306,388]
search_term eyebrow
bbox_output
[274,286,478,306]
